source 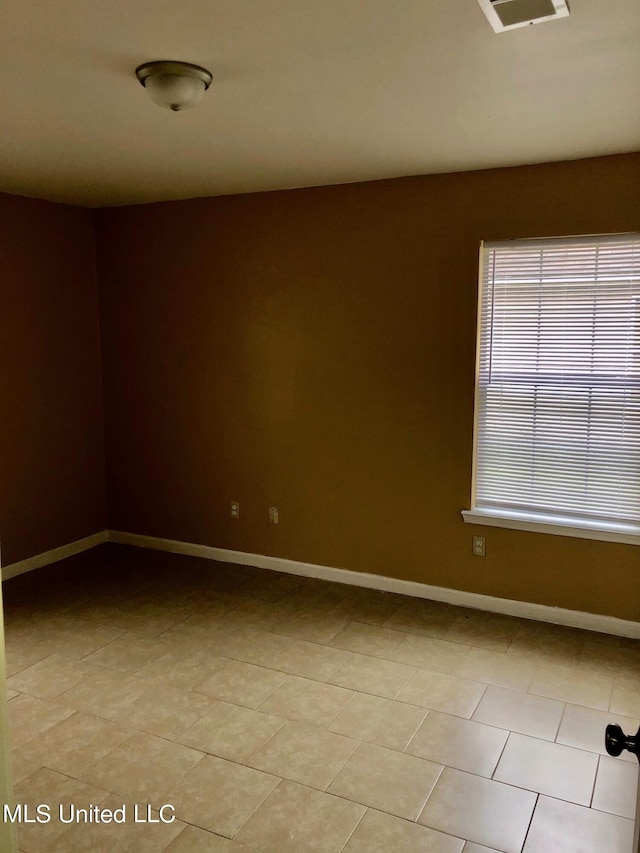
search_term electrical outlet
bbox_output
[472,535,486,557]
[230,500,240,519]
[268,506,279,524]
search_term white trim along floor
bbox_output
[3,530,639,639]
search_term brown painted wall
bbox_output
[96,153,640,620]
[0,193,106,565]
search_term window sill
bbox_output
[461,508,640,546]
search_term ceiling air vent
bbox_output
[477,0,570,32]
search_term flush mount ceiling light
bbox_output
[135,60,212,111]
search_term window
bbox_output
[463,233,640,545]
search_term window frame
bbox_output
[462,233,640,546]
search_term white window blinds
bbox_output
[473,233,640,528]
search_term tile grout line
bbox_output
[519,792,540,853]
[590,753,602,810]
[491,729,513,782]
[335,804,368,853]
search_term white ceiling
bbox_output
[1,0,638,207]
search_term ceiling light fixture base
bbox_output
[135,60,213,111]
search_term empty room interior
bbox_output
[1,1,640,851]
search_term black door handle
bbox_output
[605,723,640,760]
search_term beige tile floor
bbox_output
[4,543,640,852]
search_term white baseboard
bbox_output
[4,528,637,639]
[1,531,108,581]
[107,530,640,639]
